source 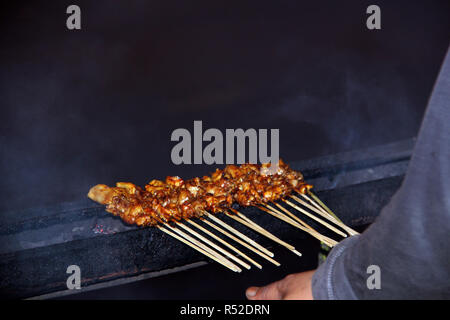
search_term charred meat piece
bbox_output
[88,160,312,226]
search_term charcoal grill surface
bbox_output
[0,139,414,299]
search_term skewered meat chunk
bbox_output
[88,183,147,225]
[166,176,184,188]
[88,159,313,227]
[87,184,115,205]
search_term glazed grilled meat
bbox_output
[88,159,312,226]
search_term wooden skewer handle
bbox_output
[283,199,348,238]
[206,213,275,258]
[157,226,240,272]
[226,210,296,251]
[188,220,261,269]
[177,222,251,270]
[201,219,281,266]
[260,205,338,247]
[304,192,360,236]
[166,225,242,272]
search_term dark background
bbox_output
[1,1,449,213]
[0,0,449,301]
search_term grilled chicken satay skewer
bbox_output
[144,160,340,246]
[89,182,279,266]
[219,161,349,240]
[196,167,301,257]
[88,159,347,270]
[87,184,241,271]
[147,176,275,258]
[118,180,273,264]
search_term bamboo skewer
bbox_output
[283,199,348,238]
[291,194,335,220]
[306,191,357,233]
[201,219,281,266]
[205,213,274,258]
[188,220,262,269]
[292,194,359,236]
[229,208,299,251]
[303,193,359,236]
[258,205,338,247]
[267,203,338,248]
[263,204,338,247]
[299,193,334,219]
[166,224,242,272]
[291,194,355,234]
[265,204,332,243]
[157,226,240,272]
[302,192,360,236]
[176,222,251,270]
[271,202,315,231]
[225,209,302,257]
[307,191,340,221]
[167,225,241,272]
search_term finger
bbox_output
[246,286,260,300]
[246,281,284,300]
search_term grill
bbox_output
[0,139,414,299]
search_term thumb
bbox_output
[246,281,284,300]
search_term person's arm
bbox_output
[312,46,450,299]
[247,47,450,300]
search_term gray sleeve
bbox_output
[312,46,450,300]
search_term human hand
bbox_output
[246,270,315,300]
